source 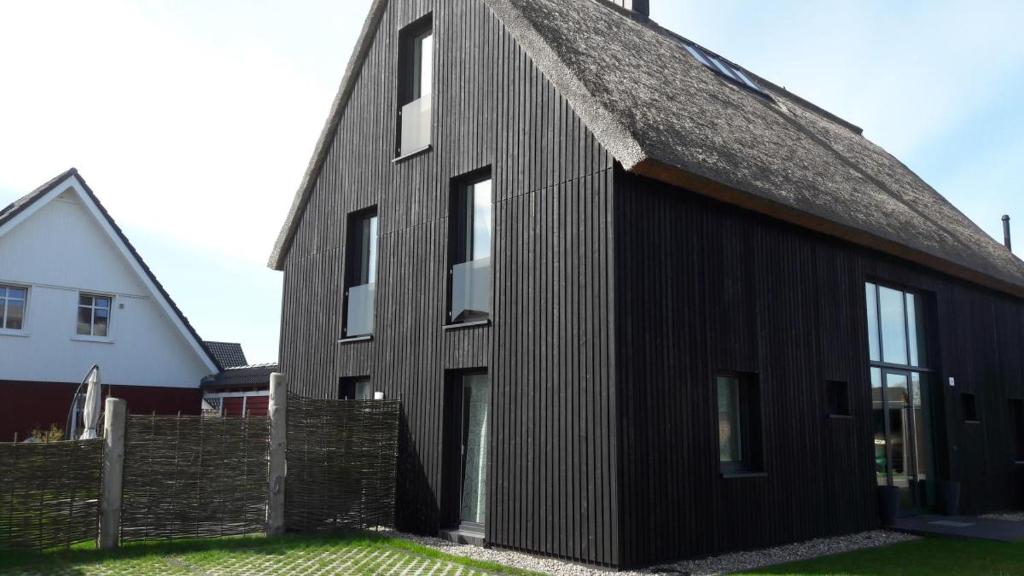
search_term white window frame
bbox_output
[0,283,29,333]
[77,293,113,338]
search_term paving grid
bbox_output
[1,542,499,576]
[393,529,921,575]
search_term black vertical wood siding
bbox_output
[279,0,619,566]
[280,0,1023,568]
[614,171,1024,567]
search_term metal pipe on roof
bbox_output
[1004,215,1013,252]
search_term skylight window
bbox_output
[684,43,766,96]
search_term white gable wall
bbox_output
[0,183,212,388]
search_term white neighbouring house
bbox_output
[0,169,222,441]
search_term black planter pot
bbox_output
[878,485,900,526]
[942,481,961,516]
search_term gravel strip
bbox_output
[388,530,919,575]
[981,512,1024,522]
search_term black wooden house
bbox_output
[270,0,1024,568]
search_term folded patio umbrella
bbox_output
[80,366,102,440]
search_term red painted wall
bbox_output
[0,380,201,442]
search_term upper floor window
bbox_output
[0,285,27,331]
[343,209,379,338]
[449,173,492,324]
[866,283,928,369]
[77,294,112,337]
[397,16,433,157]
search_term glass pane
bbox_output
[907,293,926,368]
[94,307,109,337]
[8,287,26,301]
[879,286,908,365]
[367,216,379,284]
[451,258,491,322]
[461,374,489,525]
[886,372,910,488]
[684,44,711,67]
[866,283,880,362]
[355,380,374,400]
[708,55,739,81]
[911,372,932,484]
[717,376,742,463]
[400,94,432,156]
[471,179,492,261]
[0,286,7,299]
[5,299,24,330]
[95,296,111,310]
[346,283,375,337]
[79,294,92,307]
[419,33,433,98]
[77,306,93,336]
[871,367,887,485]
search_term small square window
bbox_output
[0,284,28,331]
[827,380,850,417]
[77,294,112,337]
[339,376,373,400]
[717,372,763,475]
[962,393,979,423]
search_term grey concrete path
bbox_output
[892,514,1024,542]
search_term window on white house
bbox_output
[0,285,27,330]
[77,294,112,337]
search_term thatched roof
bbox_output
[270,0,1024,297]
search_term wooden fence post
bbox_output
[99,397,126,550]
[267,373,287,536]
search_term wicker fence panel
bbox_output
[286,394,400,533]
[121,415,270,541]
[0,439,103,550]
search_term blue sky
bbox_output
[1,0,1021,364]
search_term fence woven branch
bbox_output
[120,414,270,541]
[286,393,400,533]
[0,439,103,550]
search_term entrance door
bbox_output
[872,368,934,511]
[442,371,490,535]
[459,374,490,531]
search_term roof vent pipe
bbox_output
[612,0,650,18]
[1003,215,1012,252]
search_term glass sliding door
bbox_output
[459,374,490,530]
[866,282,936,512]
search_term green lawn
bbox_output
[0,533,543,576]
[737,538,1024,576]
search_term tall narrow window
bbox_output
[0,285,27,331]
[449,173,492,324]
[1010,399,1024,463]
[442,370,490,533]
[716,372,762,474]
[398,16,433,157]
[865,282,934,511]
[77,294,112,337]
[344,209,378,338]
